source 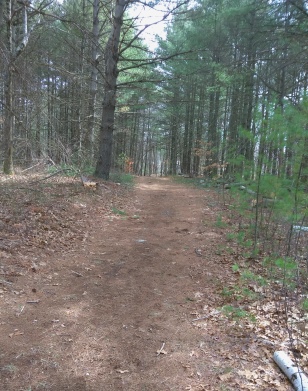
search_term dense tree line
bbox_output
[156,0,308,182]
[0,0,307,185]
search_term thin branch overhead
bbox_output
[119,0,189,55]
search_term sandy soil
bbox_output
[0,176,292,390]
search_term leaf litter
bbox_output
[0,173,301,390]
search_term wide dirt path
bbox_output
[0,176,290,390]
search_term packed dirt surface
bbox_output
[0,176,294,390]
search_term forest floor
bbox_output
[0,172,298,390]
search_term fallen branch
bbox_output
[156,342,166,356]
[21,161,44,172]
[17,305,25,317]
[71,270,83,277]
[30,169,75,184]
[192,315,210,322]
[273,351,308,391]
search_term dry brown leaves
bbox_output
[0,170,134,277]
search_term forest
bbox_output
[1,1,308,388]
[1,0,307,182]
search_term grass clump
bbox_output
[222,305,255,322]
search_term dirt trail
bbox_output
[0,176,291,390]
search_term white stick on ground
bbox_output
[156,342,165,356]
[273,351,308,391]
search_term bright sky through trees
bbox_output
[130,2,171,49]
[57,0,170,50]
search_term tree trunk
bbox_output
[3,67,14,174]
[169,87,179,175]
[193,88,205,175]
[95,0,127,179]
[3,0,32,173]
[3,0,14,174]
[85,0,100,159]
[182,81,195,175]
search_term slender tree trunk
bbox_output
[36,79,42,158]
[208,78,220,174]
[3,0,32,173]
[169,87,179,175]
[226,86,240,174]
[182,81,195,175]
[300,136,308,186]
[3,0,14,174]
[3,67,14,175]
[137,113,146,175]
[95,0,127,179]
[193,88,205,175]
[130,110,140,172]
[85,0,100,158]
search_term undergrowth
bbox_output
[212,172,308,356]
[174,170,308,348]
[47,164,135,186]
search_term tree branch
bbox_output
[119,0,189,55]
[118,49,193,73]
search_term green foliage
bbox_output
[226,229,254,256]
[240,269,267,287]
[237,231,252,248]
[274,257,297,271]
[222,264,267,304]
[117,152,128,168]
[264,256,298,290]
[221,286,234,298]
[111,207,126,216]
[228,187,252,214]
[301,298,308,312]
[222,305,255,322]
[249,175,294,207]
[215,214,227,228]
[226,232,236,241]
[228,285,256,301]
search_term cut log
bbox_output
[273,351,308,391]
